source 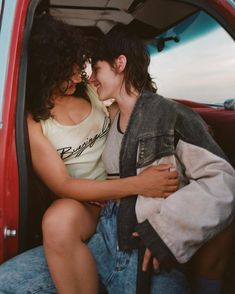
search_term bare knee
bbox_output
[42,199,86,251]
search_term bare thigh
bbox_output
[42,198,101,243]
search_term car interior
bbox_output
[15,0,235,293]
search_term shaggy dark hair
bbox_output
[26,14,90,121]
[92,26,157,95]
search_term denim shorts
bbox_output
[0,246,56,294]
[0,201,190,294]
[87,201,190,294]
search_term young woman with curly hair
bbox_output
[0,14,180,294]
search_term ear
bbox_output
[115,55,127,73]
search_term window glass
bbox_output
[0,0,17,127]
[227,0,235,9]
[148,12,235,105]
[0,0,3,16]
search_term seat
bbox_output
[175,99,235,168]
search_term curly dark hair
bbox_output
[91,26,157,95]
[26,14,90,121]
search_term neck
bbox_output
[115,86,139,115]
[115,86,140,132]
[53,94,75,104]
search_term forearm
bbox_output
[50,176,140,201]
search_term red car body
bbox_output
[0,0,234,267]
[0,0,31,262]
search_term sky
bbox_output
[149,27,235,104]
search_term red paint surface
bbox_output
[0,0,234,263]
[0,0,30,262]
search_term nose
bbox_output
[71,72,82,84]
[89,71,96,84]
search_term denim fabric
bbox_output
[0,246,56,294]
[117,90,228,252]
[88,201,190,294]
[193,276,222,294]
[0,201,189,294]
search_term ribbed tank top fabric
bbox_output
[102,112,123,180]
[40,85,110,180]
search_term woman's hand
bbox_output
[142,248,160,272]
[28,115,178,201]
[137,164,179,198]
[132,232,160,272]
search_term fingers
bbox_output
[140,165,178,180]
[166,178,179,186]
[154,164,171,171]
[149,166,179,181]
[132,232,139,237]
[165,179,179,191]
[153,257,160,271]
[162,186,179,198]
[132,240,160,273]
[138,164,180,198]
[161,178,179,197]
[88,201,106,207]
[149,165,177,174]
[142,249,161,272]
[142,248,152,271]
[165,170,179,180]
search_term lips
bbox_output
[93,81,100,88]
[93,83,101,92]
[69,85,76,90]
[68,82,76,89]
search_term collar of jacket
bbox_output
[117,90,175,250]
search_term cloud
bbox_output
[149,27,235,103]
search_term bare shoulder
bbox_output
[27,113,43,136]
[108,102,119,122]
[26,113,51,166]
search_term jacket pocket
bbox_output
[136,132,174,168]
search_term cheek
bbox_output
[59,81,69,92]
[78,75,82,83]
[71,75,82,84]
[66,84,76,94]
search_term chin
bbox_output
[66,88,76,95]
[97,91,103,100]
[97,91,108,101]
[99,95,108,102]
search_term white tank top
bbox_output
[40,85,110,180]
[102,112,123,179]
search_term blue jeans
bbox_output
[0,202,190,293]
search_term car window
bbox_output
[227,0,235,9]
[0,0,17,128]
[0,0,3,16]
[148,11,235,105]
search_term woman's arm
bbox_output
[28,115,178,201]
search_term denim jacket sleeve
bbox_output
[135,109,235,264]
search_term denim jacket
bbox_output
[117,90,235,266]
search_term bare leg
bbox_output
[42,198,100,294]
